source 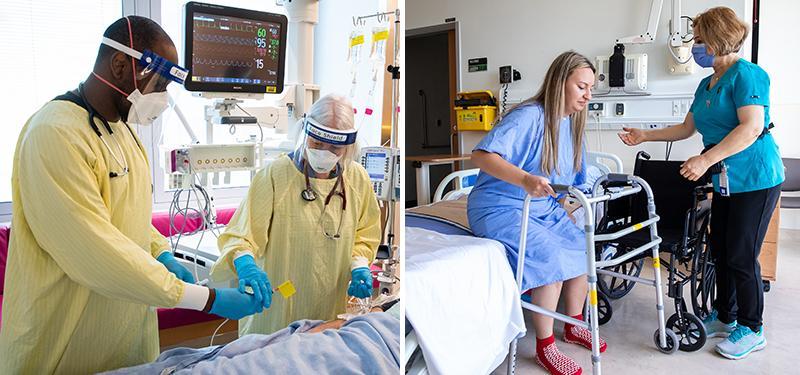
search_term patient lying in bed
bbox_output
[103,305,400,375]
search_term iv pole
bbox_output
[354,8,401,295]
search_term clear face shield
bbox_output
[95,36,188,125]
[293,115,358,175]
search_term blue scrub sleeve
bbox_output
[474,107,538,162]
[733,67,770,108]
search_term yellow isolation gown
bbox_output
[0,99,185,373]
[211,154,381,335]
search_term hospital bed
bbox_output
[405,152,675,375]
[104,310,401,374]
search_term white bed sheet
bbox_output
[406,227,526,375]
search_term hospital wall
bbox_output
[407,0,800,229]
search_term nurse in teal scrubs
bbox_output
[619,6,783,361]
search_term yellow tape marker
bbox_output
[275,280,296,299]
[653,258,661,268]
[633,223,643,230]
[589,289,598,306]
[350,35,365,47]
[373,30,389,41]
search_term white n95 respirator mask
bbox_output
[126,90,169,126]
[92,17,188,127]
[306,148,342,174]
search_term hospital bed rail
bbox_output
[506,173,678,375]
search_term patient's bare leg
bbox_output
[307,307,385,333]
[530,281,563,339]
[308,320,347,333]
[562,274,588,316]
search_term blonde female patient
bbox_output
[468,51,601,375]
[210,94,382,335]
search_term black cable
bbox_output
[381,202,391,243]
[236,104,268,142]
[501,84,509,113]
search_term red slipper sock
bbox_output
[563,314,607,353]
[535,335,582,375]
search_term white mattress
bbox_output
[406,227,526,375]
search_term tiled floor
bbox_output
[493,229,800,375]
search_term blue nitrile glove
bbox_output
[157,252,196,283]
[209,288,263,320]
[348,267,373,298]
[234,255,272,309]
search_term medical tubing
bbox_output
[210,319,230,346]
[167,176,215,283]
[235,104,267,142]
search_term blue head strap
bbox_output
[140,50,188,85]
[101,36,188,85]
[305,116,357,146]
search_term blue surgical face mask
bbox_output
[692,44,715,68]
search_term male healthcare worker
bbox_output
[0,16,263,374]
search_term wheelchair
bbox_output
[591,151,715,352]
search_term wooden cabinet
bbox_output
[758,198,780,281]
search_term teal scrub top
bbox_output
[689,59,784,193]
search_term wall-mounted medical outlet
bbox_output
[614,103,625,116]
[588,102,606,117]
[499,65,522,84]
[595,53,648,93]
[672,99,692,117]
[667,45,695,76]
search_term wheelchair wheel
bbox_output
[598,257,644,299]
[690,228,716,321]
[597,290,612,325]
[654,328,680,354]
[666,312,707,352]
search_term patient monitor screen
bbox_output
[365,153,387,181]
[184,2,287,94]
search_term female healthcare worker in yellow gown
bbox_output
[211,94,382,335]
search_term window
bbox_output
[0,0,122,220]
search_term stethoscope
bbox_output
[78,83,131,178]
[301,160,347,240]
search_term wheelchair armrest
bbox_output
[602,173,632,188]
[693,185,714,199]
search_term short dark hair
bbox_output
[96,16,171,63]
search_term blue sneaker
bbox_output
[715,325,767,360]
[703,310,736,338]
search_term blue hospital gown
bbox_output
[467,103,588,291]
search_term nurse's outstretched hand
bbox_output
[234,255,273,309]
[209,288,263,320]
[618,127,648,146]
[522,174,556,197]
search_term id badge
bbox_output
[719,162,730,197]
